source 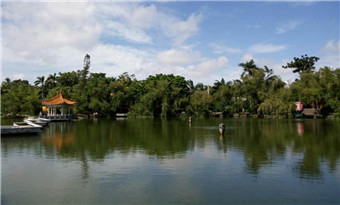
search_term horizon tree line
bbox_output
[1,54,340,119]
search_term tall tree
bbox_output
[78,54,91,86]
[239,60,258,78]
[82,54,91,79]
[34,76,45,87]
[45,73,57,90]
[282,54,319,73]
[34,76,45,98]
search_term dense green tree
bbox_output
[1,54,339,119]
[210,78,225,95]
[282,54,319,73]
[289,66,340,117]
[318,67,340,117]
[47,71,80,98]
[239,61,263,113]
[109,72,134,114]
[257,88,295,117]
[1,78,12,94]
[1,80,41,116]
[187,90,213,117]
[194,82,206,91]
[212,80,233,114]
[129,74,190,118]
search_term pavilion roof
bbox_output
[42,92,76,105]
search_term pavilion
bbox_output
[41,91,77,120]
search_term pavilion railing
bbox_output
[39,114,78,120]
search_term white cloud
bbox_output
[96,4,153,44]
[248,43,286,54]
[2,2,203,68]
[318,40,340,68]
[104,21,152,44]
[240,54,255,63]
[13,73,26,80]
[3,43,158,82]
[146,55,229,84]
[189,56,228,78]
[209,43,242,54]
[127,5,158,29]
[157,49,200,66]
[276,20,301,34]
[321,39,340,53]
[3,39,226,85]
[96,4,202,46]
[3,2,101,65]
[140,55,229,84]
[3,3,100,52]
[2,2,205,84]
[167,14,202,46]
[90,44,157,79]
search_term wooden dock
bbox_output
[1,118,46,135]
[1,125,42,135]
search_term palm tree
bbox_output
[186,80,195,93]
[34,76,45,87]
[46,73,57,89]
[34,76,45,98]
[263,66,279,85]
[239,60,258,78]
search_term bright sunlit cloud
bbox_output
[275,20,302,34]
[2,1,339,85]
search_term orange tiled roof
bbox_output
[42,92,76,105]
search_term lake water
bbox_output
[1,118,340,204]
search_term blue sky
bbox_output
[1,1,339,85]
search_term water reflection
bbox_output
[2,119,340,181]
[296,122,304,136]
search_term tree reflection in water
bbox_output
[2,119,339,180]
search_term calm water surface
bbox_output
[1,118,340,204]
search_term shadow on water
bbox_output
[2,118,340,180]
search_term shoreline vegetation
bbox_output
[1,54,340,120]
